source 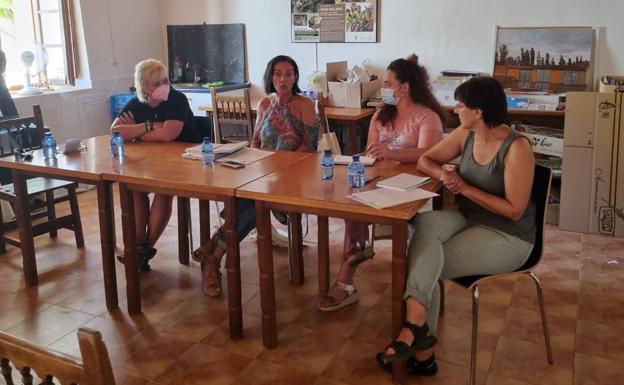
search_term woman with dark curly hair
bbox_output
[319,54,446,312]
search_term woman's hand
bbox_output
[367,142,390,160]
[440,166,465,194]
[117,111,135,125]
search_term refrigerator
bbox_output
[560,91,624,236]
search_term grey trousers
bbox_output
[405,210,533,335]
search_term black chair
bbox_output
[0,105,84,255]
[440,164,553,385]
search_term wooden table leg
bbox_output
[317,215,329,298]
[97,181,118,310]
[224,197,242,339]
[119,183,141,315]
[256,201,277,348]
[177,197,190,265]
[288,212,304,285]
[12,170,37,286]
[347,121,358,155]
[199,199,211,245]
[391,219,408,384]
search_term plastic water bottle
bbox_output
[201,137,214,166]
[321,148,334,180]
[348,155,365,188]
[41,130,57,159]
[110,131,125,157]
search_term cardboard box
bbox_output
[325,61,381,108]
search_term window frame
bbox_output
[30,0,76,86]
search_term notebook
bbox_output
[185,141,249,155]
[334,155,376,166]
[215,147,273,165]
[376,173,431,192]
[349,187,438,209]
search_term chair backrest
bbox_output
[0,105,44,156]
[210,87,253,144]
[0,327,115,385]
[519,164,552,271]
[317,91,329,135]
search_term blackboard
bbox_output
[166,24,246,84]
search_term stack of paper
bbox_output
[215,147,273,165]
[334,155,376,166]
[349,188,438,209]
[185,141,249,156]
[376,173,431,192]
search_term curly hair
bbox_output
[377,54,447,127]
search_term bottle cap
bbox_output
[324,148,332,155]
[352,155,360,161]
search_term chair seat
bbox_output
[0,177,76,199]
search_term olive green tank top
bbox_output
[458,130,535,243]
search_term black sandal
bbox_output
[379,321,437,363]
[117,243,157,272]
[375,352,438,376]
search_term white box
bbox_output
[519,132,564,157]
[325,61,381,108]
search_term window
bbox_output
[518,70,532,89]
[562,71,580,85]
[0,0,76,88]
[536,69,551,90]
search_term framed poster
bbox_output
[291,0,378,43]
[493,26,595,92]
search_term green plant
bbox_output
[0,0,13,21]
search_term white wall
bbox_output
[161,0,624,100]
[13,0,163,142]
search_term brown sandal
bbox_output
[193,228,223,263]
[202,257,223,297]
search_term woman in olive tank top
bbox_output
[377,77,536,376]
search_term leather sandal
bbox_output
[317,282,359,312]
[380,321,437,363]
[375,352,438,376]
[201,257,223,297]
[117,243,157,272]
[193,228,223,263]
[345,240,374,267]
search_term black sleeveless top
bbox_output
[457,129,536,243]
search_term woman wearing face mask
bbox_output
[111,58,200,271]
[192,55,318,297]
[319,54,446,312]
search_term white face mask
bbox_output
[380,87,399,106]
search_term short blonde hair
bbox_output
[134,59,168,103]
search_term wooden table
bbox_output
[237,154,439,383]
[200,104,376,155]
[102,141,311,339]
[0,136,122,311]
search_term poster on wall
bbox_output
[493,26,595,93]
[291,0,378,43]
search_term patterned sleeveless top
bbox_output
[256,96,319,152]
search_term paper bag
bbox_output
[316,93,342,155]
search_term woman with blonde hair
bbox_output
[112,58,200,271]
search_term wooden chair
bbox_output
[440,164,553,385]
[210,86,254,144]
[0,105,84,255]
[0,327,115,385]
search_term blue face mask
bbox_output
[380,87,399,105]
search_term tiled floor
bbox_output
[1,188,623,385]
